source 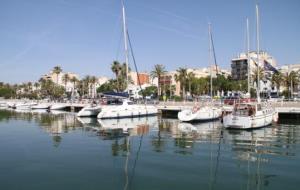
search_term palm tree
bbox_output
[70,76,78,97]
[53,66,62,84]
[283,71,299,98]
[150,64,166,98]
[83,75,91,97]
[271,72,283,96]
[90,76,97,98]
[252,67,264,89]
[175,68,187,99]
[187,72,195,95]
[62,73,70,91]
[111,61,121,91]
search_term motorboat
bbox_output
[7,102,16,108]
[50,103,68,110]
[178,105,222,122]
[32,103,51,110]
[15,102,37,110]
[97,99,158,119]
[77,105,101,117]
[223,102,278,129]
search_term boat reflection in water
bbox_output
[97,116,158,138]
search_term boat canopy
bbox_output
[102,92,129,98]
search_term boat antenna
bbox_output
[208,23,213,98]
[256,4,261,102]
[121,0,129,93]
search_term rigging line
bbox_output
[126,29,147,104]
[128,133,144,190]
[210,29,219,75]
[212,126,223,190]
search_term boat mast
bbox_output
[247,18,251,95]
[256,4,261,102]
[208,23,213,98]
[122,0,129,92]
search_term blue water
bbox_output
[0,109,299,190]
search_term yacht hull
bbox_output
[97,104,158,119]
[77,106,101,117]
[223,112,274,129]
[178,107,222,122]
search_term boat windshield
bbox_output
[233,104,255,116]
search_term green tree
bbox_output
[187,72,195,95]
[62,73,70,91]
[90,76,97,98]
[53,66,62,84]
[175,67,187,99]
[283,71,299,98]
[150,64,166,99]
[111,61,122,91]
[271,72,283,96]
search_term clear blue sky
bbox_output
[0,0,299,83]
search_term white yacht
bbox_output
[50,103,68,110]
[32,103,50,110]
[178,105,222,122]
[15,102,37,110]
[223,102,278,129]
[77,105,101,117]
[97,99,158,119]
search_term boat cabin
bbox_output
[233,103,261,116]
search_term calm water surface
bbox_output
[0,109,299,190]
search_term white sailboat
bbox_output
[223,4,278,129]
[97,1,158,119]
[178,23,222,122]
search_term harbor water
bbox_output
[0,109,300,190]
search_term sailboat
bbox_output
[223,4,278,129]
[178,24,222,122]
[97,0,158,119]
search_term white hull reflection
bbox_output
[98,116,157,135]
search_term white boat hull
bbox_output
[97,104,158,119]
[77,106,101,117]
[15,102,37,110]
[32,104,50,109]
[223,112,275,129]
[178,106,222,122]
[50,104,68,110]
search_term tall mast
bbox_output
[208,23,213,98]
[122,0,129,92]
[256,4,260,101]
[247,18,250,95]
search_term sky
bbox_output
[0,0,299,83]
